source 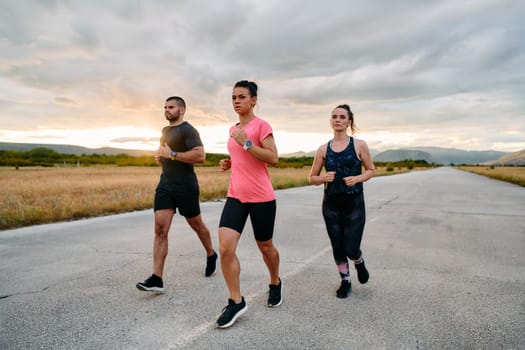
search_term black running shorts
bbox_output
[154,183,200,218]
[219,197,276,242]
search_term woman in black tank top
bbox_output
[309,104,376,298]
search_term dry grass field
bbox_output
[457,166,525,187]
[0,165,411,230]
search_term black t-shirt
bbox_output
[158,121,203,193]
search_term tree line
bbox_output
[0,147,434,169]
[0,147,312,168]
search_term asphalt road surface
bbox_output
[1,167,524,349]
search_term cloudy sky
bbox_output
[1,0,524,155]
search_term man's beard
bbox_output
[165,112,180,122]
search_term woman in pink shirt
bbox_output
[215,80,282,329]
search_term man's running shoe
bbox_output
[354,260,369,284]
[205,251,218,277]
[216,297,248,328]
[136,274,164,293]
[336,280,351,298]
[267,278,283,307]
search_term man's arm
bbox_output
[157,143,205,164]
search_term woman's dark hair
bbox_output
[234,80,258,97]
[335,104,357,134]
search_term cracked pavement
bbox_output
[1,167,524,349]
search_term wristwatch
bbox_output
[170,151,177,160]
[242,139,253,151]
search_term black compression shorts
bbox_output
[219,197,276,242]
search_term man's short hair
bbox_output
[166,96,186,109]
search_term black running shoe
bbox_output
[267,278,283,307]
[336,280,351,298]
[216,297,248,329]
[205,251,218,277]
[136,274,164,293]
[354,260,369,284]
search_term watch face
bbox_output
[243,140,253,150]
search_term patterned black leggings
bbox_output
[322,192,366,264]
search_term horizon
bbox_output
[1,127,523,155]
[1,140,518,156]
[1,1,524,154]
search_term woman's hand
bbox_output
[220,159,231,171]
[343,176,359,187]
[230,127,247,146]
[325,171,336,183]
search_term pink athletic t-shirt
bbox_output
[227,116,275,203]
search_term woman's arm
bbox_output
[342,139,375,187]
[309,144,328,186]
[246,135,279,166]
[357,139,375,182]
[310,139,375,188]
[230,127,278,165]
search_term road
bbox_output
[1,167,524,349]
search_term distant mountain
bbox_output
[280,151,316,158]
[410,147,507,164]
[486,149,525,165]
[373,149,434,163]
[373,147,508,165]
[0,142,155,157]
[280,149,381,158]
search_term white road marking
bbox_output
[165,245,333,349]
[167,214,381,349]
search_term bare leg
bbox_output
[186,214,214,256]
[256,239,280,285]
[219,227,242,302]
[153,209,174,278]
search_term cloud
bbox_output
[0,0,524,153]
[55,96,77,105]
[110,136,158,144]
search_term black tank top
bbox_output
[324,137,363,195]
